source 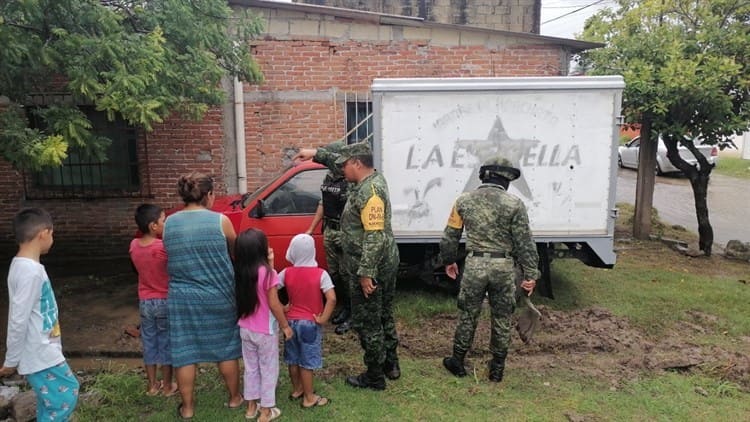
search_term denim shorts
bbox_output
[284,320,322,370]
[139,298,171,365]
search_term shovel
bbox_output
[514,264,542,344]
[515,295,542,344]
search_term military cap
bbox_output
[323,140,346,154]
[334,141,372,165]
[479,155,521,181]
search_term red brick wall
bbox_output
[0,111,225,261]
[0,37,563,261]
[243,40,562,187]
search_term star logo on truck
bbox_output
[458,116,537,200]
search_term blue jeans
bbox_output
[139,299,171,365]
[284,320,323,370]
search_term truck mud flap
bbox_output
[535,243,553,299]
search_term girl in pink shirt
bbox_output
[235,229,292,422]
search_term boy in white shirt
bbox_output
[0,208,79,421]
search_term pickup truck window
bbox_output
[264,169,327,215]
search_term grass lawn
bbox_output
[714,156,750,179]
[73,203,750,421]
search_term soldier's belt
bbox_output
[467,250,512,259]
[324,219,340,230]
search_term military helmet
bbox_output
[479,155,521,181]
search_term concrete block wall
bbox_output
[294,0,541,33]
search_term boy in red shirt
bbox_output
[279,234,336,408]
[129,204,177,396]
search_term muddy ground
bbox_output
[1,242,748,392]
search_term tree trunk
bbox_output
[633,119,656,239]
[689,171,713,255]
[662,134,714,255]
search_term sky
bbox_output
[539,0,617,39]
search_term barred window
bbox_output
[345,100,373,144]
[26,105,141,197]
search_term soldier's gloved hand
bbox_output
[445,263,459,280]
[520,279,536,296]
[360,276,377,298]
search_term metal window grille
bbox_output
[25,105,141,198]
[344,93,373,144]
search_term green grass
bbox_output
[393,289,455,326]
[76,360,750,421]
[540,258,750,338]
[714,156,750,179]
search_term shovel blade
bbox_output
[515,296,541,344]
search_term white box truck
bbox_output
[237,76,625,296]
[371,76,625,295]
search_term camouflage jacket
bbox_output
[439,183,540,280]
[340,171,398,279]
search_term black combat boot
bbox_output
[331,307,350,325]
[383,361,401,380]
[442,348,467,378]
[488,351,507,382]
[346,368,386,391]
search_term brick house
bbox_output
[0,0,599,263]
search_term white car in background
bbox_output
[618,136,719,175]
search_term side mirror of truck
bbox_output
[250,200,266,218]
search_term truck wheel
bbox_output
[656,163,664,176]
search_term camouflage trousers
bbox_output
[344,249,400,369]
[452,256,516,358]
[323,228,348,311]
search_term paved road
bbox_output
[616,169,750,247]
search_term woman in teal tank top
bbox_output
[163,172,244,419]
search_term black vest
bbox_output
[321,177,348,220]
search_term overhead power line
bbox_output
[541,0,610,25]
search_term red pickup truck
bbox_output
[209,161,329,271]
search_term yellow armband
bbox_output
[361,193,385,231]
[446,205,463,229]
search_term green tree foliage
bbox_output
[580,0,750,254]
[0,0,263,170]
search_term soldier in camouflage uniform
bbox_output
[336,141,400,390]
[296,141,352,335]
[440,155,539,382]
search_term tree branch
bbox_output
[3,22,44,35]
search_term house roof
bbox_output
[229,0,603,52]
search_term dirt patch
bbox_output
[0,272,142,360]
[314,301,750,391]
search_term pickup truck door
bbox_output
[243,168,328,270]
